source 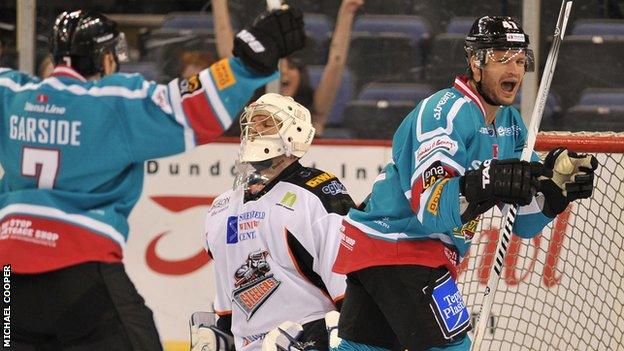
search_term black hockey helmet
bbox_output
[50,10,128,76]
[464,16,535,72]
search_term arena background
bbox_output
[1,0,623,349]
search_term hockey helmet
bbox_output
[464,16,535,72]
[239,93,315,163]
[51,10,128,76]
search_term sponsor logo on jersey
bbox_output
[339,227,356,251]
[23,101,66,115]
[305,172,336,187]
[415,136,459,162]
[427,178,449,215]
[210,59,237,90]
[276,192,297,211]
[322,180,348,196]
[226,211,264,244]
[496,125,521,137]
[433,91,455,120]
[179,74,202,96]
[422,161,447,191]
[1,218,60,247]
[233,250,280,320]
[209,197,230,216]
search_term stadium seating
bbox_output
[143,33,218,81]
[558,106,624,132]
[571,19,624,36]
[348,33,421,88]
[342,100,416,139]
[304,13,332,44]
[513,90,562,120]
[578,88,624,107]
[551,35,624,110]
[352,15,431,46]
[162,12,216,31]
[446,17,475,35]
[358,82,433,103]
[308,66,355,126]
[425,34,467,90]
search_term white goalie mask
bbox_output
[239,93,315,163]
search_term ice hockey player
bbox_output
[331,16,598,351]
[0,7,304,350]
[194,93,355,351]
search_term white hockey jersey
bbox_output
[204,161,355,351]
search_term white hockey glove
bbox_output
[262,321,317,351]
[190,312,234,351]
[539,147,598,218]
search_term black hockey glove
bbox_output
[233,6,305,74]
[459,159,542,223]
[539,147,598,218]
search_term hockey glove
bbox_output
[190,311,234,351]
[539,147,598,218]
[233,6,305,74]
[460,159,542,223]
[262,321,317,351]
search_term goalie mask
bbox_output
[234,93,315,192]
[464,16,535,73]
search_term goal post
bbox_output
[460,132,624,350]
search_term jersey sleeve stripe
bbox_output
[180,87,224,145]
[167,78,196,150]
[200,69,234,131]
[416,97,467,142]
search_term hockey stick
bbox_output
[265,0,282,93]
[469,2,573,350]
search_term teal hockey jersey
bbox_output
[333,76,552,277]
[0,58,277,273]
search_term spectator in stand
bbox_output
[211,0,363,136]
[180,50,216,79]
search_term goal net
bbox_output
[459,132,624,351]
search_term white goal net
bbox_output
[459,132,624,350]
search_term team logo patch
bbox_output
[428,271,471,339]
[305,172,335,187]
[210,59,237,90]
[179,74,202,96]
[452,217,480,242]
[427,178,449,215]
[226,216,238,244]
[233,250,281,320]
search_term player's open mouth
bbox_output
[280,79,290,89]
[501,80,517,93]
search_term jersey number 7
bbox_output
[22,147,60,189]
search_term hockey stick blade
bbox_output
[470,2,573,350]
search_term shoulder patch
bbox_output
[179,74,202,96]
[305,172,336,187]
[210,59,237,90]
